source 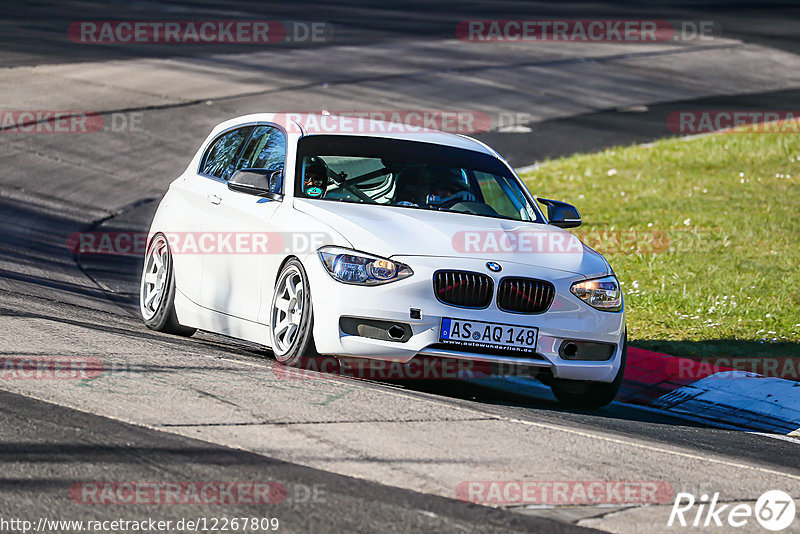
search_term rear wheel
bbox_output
[140,233,196,336]
[550,336,627,409]
[269,259,318,367]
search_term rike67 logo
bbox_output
[669,490,796,531]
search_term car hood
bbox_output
[293,199,610,277]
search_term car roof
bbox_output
[210,113,498,157]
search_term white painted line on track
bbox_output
[225,357,800,445]
[751,433,800,445]
[252,369,800,482]
[500,416,800,482]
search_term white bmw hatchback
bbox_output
[140,113,626,407]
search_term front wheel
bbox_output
[550,336,627,409]
[269,259,318,367]
[139,233,196,336]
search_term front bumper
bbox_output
[302,254,625,383]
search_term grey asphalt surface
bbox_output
[0,388,595,533]
[3,0,799,66]
[2,1,800,533]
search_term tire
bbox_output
[550,335,627,409]
[139,233,196,336]
[269,258,318,367]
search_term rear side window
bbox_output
[235,125,286,172]
[200,126,253,180]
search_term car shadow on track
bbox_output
[272,354,721,431]
[0,194,115,305]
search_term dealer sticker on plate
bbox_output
[440,318,538,353]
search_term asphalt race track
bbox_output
[1,2,799,533]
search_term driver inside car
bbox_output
[394,165,476,206]
[302,156,329,198]
[421,165,476,205]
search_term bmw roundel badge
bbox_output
[486,261,502,272]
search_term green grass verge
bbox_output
[521,129,800,363]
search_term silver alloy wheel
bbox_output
[270,265,305,356]
[140,235,169,320]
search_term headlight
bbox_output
[570,275,622,311]
[318,246,413,285]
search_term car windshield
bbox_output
[295,135,543,222]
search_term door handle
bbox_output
[207,194,222,205]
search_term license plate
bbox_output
[439,318,538,354]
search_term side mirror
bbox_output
[228,168,283,200]
[537,197,581,228]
